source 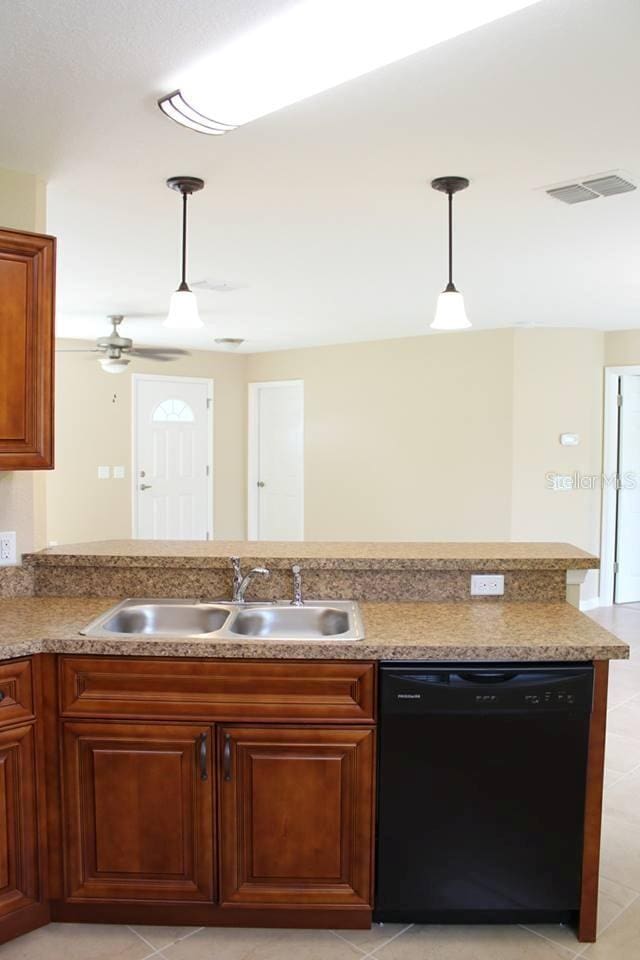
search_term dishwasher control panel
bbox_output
[381,663,594,714]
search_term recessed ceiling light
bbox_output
[214,338,245,350]
[159,0,542,134]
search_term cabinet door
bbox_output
[0,228,55,470]
[219,726,374,907]
[62,722,214,902]
[0,725,39,918]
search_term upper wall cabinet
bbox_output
[0,227,55,470]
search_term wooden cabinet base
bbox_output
[49,900,371,929]
[0,901,49,946]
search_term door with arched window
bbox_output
[133,375,213,539]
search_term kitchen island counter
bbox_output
[0,596,627,662]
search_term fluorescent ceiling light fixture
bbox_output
[159,0,541,134]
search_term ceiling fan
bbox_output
[56,315,190,373]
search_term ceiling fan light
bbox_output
[164,289,203,329]
[431,289,471,331]
[98,356,130,374]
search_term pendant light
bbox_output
[430,176,471,331]
[164,176,205,329]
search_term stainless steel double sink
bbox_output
[80,598,364,642]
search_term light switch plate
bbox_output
[113,465,125,479]
[470,574,505,596]
[97,465,110,479]
[0,531,17,566]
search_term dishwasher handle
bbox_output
[455,671,518,684]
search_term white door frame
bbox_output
[131,373,214,539]
[248,380,304,541]
[600,364,640,605]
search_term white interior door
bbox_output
[615,374,640,603]
[133,375,213,540]
[249,380,303,541]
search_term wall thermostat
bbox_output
[559,433,580,446]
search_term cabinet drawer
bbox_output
[0,660,35,727]
[59,657,376,723]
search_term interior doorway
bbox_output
[601,366,640,605]
[248,380,304,541]
[132,374,213,540]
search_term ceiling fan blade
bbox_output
[55,348,100,353]
[128,348,191,358]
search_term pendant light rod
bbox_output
[181,190,188,288]
[166,176,205,292]
[431,176,469,291]
[448,190,453,288]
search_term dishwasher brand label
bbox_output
[397,693,422,699]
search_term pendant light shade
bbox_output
[433,287,470,331]
[430,176,471,331]
[166,288,202,329]
[164,176,205,329]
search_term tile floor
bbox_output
[3,604,638,960]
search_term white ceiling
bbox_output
[1,0,640,352]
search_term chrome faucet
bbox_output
[230,554,270,603]
[230,556,243,601]
[291,564,304,606]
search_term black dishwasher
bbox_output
[375,662,593,925]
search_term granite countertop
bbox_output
[0,597,626,662]
[25,540,600,571]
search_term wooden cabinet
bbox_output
[0,725,40,921]
[61,721,215,903]
[0,227,55,470]
[59,657,375,723]
[218,726,375,907]
[52,657,376,928]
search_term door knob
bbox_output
[257,480,265,488]
[140,483,152,490]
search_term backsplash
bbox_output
[0,565,35,598]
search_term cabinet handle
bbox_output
[223,733,232,781]
[198,732,208,782]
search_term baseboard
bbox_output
[50,900,372,929]
[580,598,601,612]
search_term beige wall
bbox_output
[47,348,247,544]
[510,329,605,601]
[248,329,613,604]
[605,330,640,367]
[248,331,516,541]
[0,166,48,557]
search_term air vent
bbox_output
[547,184,598,204]
[545,171,637,204]
[582,174,637,197]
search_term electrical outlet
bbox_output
[0,531,17,566]
[470,574,505,596]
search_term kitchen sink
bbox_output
[228,604,354,639]
[81,599,232,638]
[80,599,364,641]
